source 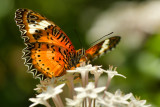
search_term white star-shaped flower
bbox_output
[90,66,104,87]
[67,64,97,74]
[34,78,54,93]
[129,96,151,107]
[75,82,106,99]
[29,97,51,107]
[37,83,65,100]
[65,98,82,106]
[104,65,126,79]
[90,66,103,78]
[67,64,97,87]
[97,89,132,106]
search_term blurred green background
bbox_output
[0,0,160,106]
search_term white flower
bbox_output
[34,78,52,93]
[97,89,132,107]
[37,83,65,100]
[67,64,97,87]
[29,97,51,107]
[129,95,151,107]
[90,66,103,78]
[90,66,104,87]
[28,64,151,107]
[75,82,106,99]
[104,65,126,79]
[34,78,59,93]
[67,64,97,74]
[65,98,82,107]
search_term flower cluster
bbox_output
[29,64,151,107]
[29,78,65,107]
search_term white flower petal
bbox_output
[74,87,85,92]
[55,83,65,89]
[87,82,95,89]
[75,82,106,99]
[29,103,38,107]
[66,98,82,106]
[102,89,133,106]
[94,87,106,93]
[67,64,97,74]
[123,93,132,100]
[115,89,122,96]
[129,95,151,107]
[77,92,87,99]
[29,97,50,107]
[140,100,147,105]
[37,84,65,100]
[115,73,126,78]
[105,91,114,98]
[88,93,97,98]
[104,69,126,79]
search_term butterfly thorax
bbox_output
[69,48,85,67]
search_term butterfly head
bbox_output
[76,48,85,60]
[75,48,91,65]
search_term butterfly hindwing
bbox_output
[23,43,74,79]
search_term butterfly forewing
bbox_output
[15,8,75,52]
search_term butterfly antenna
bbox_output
[74,29,83,48]
[89,32,114,46]
[74,29,87,58]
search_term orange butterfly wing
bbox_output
[85,36,121,61]
[74,36,121,68]
[15,9,75,79]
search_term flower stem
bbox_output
[103,76,111,98]
[56,95,64,107]
[84,98,87,107]
[44,101,51,107]
[88,98,92,107]
[52,97,59,107]
[93,99,95,107]
[66,75,74,98]
[85,72,89,86]
[81,73,86,87]
[94,75,99,88]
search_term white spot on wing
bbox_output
[99,39,109,54]
[28,20,53,34]
[39,20,51,27]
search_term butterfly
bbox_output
[15,8,121,80]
